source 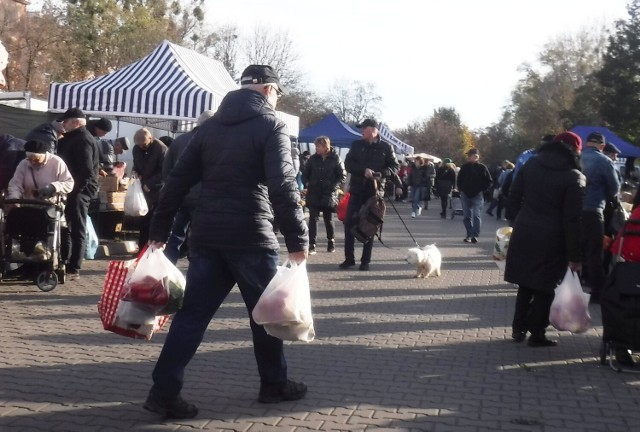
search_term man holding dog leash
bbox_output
[340,119,400,271]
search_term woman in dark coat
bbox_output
[302,136,346,254]
[435,158,457,219]
[505,131,585,347]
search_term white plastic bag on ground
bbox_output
[252,260,315,342]
[549,267,591,333]
[124,178,148,216]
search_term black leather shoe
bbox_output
[615,348,635,367]
[359,263,370,271]
[143,391,198,419]
[327,240,335,253]
[339,259,356,269]
[527,336,557,347]
[259,380,307,404]
[471,237,478,244]
[512,331,526,343]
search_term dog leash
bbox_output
[385,196,421,248]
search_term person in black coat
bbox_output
[25,121,65,154]
[435,158,457,218]
[144,65,308,419]
[302,136,346,254]
[57,108,100,280]
[505,131,585,347]
[131,128,167,251]
[340,118,399,271]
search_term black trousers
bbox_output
[308,206,334,247]
[512,285,555,336]
[344,193,373,264]
[62,192,91,272]
[581,211,605,294]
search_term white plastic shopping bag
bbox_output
[252,260,315,342]
[493,227,512,261]
[85,215,99,259]
[549,267,591,333]
[122,246,186,315]
[124,178,149,216]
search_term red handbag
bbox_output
[97,246,169,340]
[337,192,350,222]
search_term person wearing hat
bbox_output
[456,148,492,243]
[161,109,215,264]
[25,120,66,154]
[340,118,400,271]
[6,139,74,203]
[4,139,74,279]
[86,118,115,176]
[505,132,585,347]
[143,65,308,419]
[435,157,457,218]
[56,107,100,281]
[580,131,621,305]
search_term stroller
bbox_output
[0,198,66,291]
[599,217,640,372]
[450,190,464,219]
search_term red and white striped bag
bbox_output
[97,250,169,340]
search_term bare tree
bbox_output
[242,25,303,89]
[212,24,240,79]
[325,79,382,124]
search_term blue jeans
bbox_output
[461,192,484,238]
[164,206,192,265]
[411,186,426,213]
[150,249,287,398]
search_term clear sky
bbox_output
[205,0,630,130]
[28,0,631,130]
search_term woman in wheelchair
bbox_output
[4,139,74,278]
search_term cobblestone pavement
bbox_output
[1,201,638,431]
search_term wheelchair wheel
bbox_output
[36,271,58,292]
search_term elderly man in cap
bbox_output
[340,118,399,271]
[456,148,493,243]
[580,132,620,304]
[56,107,100,281]
[25,120,65,154]
[143,65,308,419]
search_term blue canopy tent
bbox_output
[571,125,640,158]
[299,113,360,147]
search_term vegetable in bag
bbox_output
[549,267,591,333]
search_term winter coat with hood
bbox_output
[302,147,346,209]
[504,141,585,291]
[149,88,307,254]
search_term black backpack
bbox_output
[351,181,386,244]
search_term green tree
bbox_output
[597,0,640,144]
[394,107,468,160]
[507,29,607,149]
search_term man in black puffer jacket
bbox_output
[340,119,399,271]
[144,65,309,420]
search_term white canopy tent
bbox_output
[48,40,299,135]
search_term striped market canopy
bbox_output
[47,40,239,132]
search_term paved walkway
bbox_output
[0,201,637,431]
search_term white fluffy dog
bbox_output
[406,244,442,278]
